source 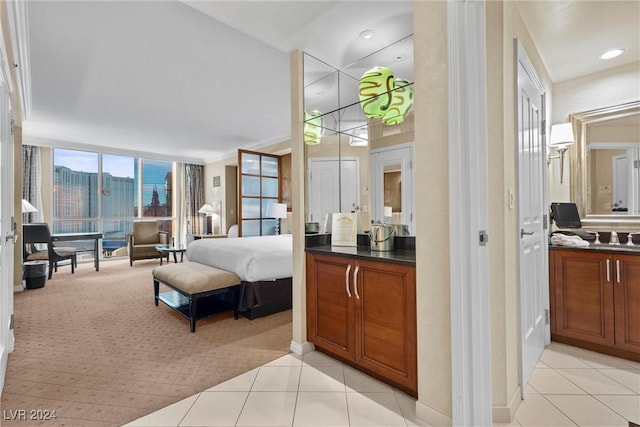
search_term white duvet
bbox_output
[186,234,293,282]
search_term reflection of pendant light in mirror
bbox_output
[359,66,394,118]
[383,79,413,125]
[304,110,323,145]
[547,123,575,185]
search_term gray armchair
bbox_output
[127,221,170,266]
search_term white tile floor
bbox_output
[125,343,640,427]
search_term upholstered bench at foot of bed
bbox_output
[152,262,241,332]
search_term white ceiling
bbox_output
[19,1,639,164]
[517,0,640,83]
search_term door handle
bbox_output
[606,259,611,282]
[345,264,352,297]
[5,233,17,243]
[353,265,360,299]
[520,229,534,238]
[616,259,620,284]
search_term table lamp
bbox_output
[267,203,287,235]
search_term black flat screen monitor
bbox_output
[550,202,582,228]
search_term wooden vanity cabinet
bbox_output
[306,252,417,395]
[550,248,640,360]
[613,253,640,354]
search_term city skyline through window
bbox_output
[53,148,175,258]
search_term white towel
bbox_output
[550,233,590,247]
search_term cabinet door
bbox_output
[306,253,355,361]
[353,258,417,393]
[613,254,640,353]
[553,250,614,346]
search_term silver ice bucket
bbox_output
[369,225,395,251]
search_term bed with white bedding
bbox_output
[186,234,293,319]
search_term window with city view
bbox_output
[53,149,174,259]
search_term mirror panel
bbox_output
[570,100,640,228]
[303,36,415,235]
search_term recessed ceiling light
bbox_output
[359,30,374,40]
[600,49,625,60]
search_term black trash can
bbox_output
[23,261,48,289]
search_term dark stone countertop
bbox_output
[549,243,640,255]
[306,234,416,265]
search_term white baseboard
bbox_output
[415,401,452,426]
[492,386,522,423]
[14,283,24,292]
[290,340,314,356]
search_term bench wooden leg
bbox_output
[189,295,197,333]
[154,279,160,306]
[233,286,239,320]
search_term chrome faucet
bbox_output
[609,231,619,245]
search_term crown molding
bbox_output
[5,0,31,120]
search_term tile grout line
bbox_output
[537,357,636,425]
[176,392,203,427]
[536,393,580,427]
[590,393,640,424]
[593,367,640,394]
[553,365,637,395]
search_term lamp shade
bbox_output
[382,79,414,125]
[267,203,287,219]
[549,123,575,148]
[359,66,395,119]
[304,110,324,145]
[198,204,215,214]
[22,199,38,213]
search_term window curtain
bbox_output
[185,164,204,234]
[22,145,44,223]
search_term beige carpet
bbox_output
[1,258,292,426]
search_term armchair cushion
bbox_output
[129,221,171,266]
[133,222,163,244]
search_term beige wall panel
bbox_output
[414,0,451,418]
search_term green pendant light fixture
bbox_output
[382,78,414,125]
[358,66,395,119]
[304,110,324,145]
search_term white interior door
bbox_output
[0,73,15,394]
[517,44,548,396]
[308,158,359,225]
[612,153,628,211]
[370,143,414,233]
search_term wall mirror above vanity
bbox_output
[570,100,640,230]
[303,35,415,235]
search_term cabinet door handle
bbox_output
[606,259,611,282]
[353,265,360,299]
[345,264,352,297]
[616,259,620,284]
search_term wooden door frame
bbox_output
[237,149,281,237]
